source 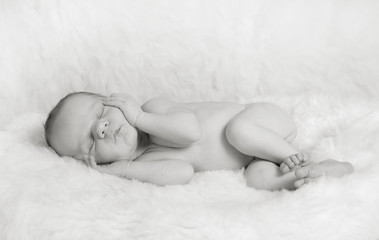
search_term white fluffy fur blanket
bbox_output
[1,0,379,239]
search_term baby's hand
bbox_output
[280,153,307,174]
[78,154,101,171]
[102,93,143,127]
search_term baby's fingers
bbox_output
[102,94,136,108]
[88,155,98,168]
[102,98,123,107]
[76,154,97,168]
[110,93,132,99]
[105,93,135,103]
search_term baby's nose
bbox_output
[93,120,110,139]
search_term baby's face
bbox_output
[50,94,139,164]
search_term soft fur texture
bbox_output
[1,0,379,239]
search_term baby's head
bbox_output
[45,91,140,164]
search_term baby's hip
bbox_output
[233,102,294,125]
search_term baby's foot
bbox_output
[294,159,354,188]
[280,153,307,174]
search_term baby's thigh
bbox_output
[234,103,297,140]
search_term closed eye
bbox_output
[89,105,105,154]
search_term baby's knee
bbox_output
[225,118,260,148]
[225,119,246,144]
[245,161,278,190]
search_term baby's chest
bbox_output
[138,146,196,163]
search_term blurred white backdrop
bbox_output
[0,0,378,127]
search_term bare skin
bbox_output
[49,93,354,190]
[294,159,354,188]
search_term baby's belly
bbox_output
[192,152,251,172]
[143,142,251,172]
[189,139,252,172]
[158,133,252,172]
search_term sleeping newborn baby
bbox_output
[44,91,353,190]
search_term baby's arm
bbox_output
[103,94,201,146]
[85,155,194,186]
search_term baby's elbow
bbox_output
[186,126,202,144]
[153,162,194,186]
[178,163,195,184]
[168,162,194,185]
[184,114,202,144]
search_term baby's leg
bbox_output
[245,159,298,190]
[293,159,354,188]
[226,103,302,169]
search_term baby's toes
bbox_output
[285,158,296,168]
[280,162,290,174]
[290,154,301,165]
[298,153,308,162]
[294,178,312,188]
